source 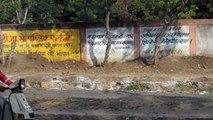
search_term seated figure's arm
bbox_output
[0,71,13,86]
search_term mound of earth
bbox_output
[0,53,89,74]
[0,53,213,78]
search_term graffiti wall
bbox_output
[86,27,135,65]
[196,25,213,56]
[2,29,80,61]
[140,26,190,60]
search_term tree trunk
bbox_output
[153,0,188,65]
[103,11,112,65]
[22,8,28,24]
[153,0,168,65]
[7,40,17,70]
[14,0,29,24]
[9,0,29,69]
[0,27,5,65]
[153,25,168,65]
[16,8,29,24]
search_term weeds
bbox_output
[176,82,197,92]
[121,82,151,91]
[208,88,213,93]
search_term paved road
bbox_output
[24,90,213,120]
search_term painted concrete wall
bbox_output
[196,25,213,56]
[86,27,135,65]
[2,29,80,61]
[140,26,190,60]
[1,19,213,62]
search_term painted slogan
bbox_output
[86,28,134,65]
[140,26,190,60]
[2,29,80,61]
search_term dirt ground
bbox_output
[1,53,213,78]
[1,53,213,93]
[1,53,213,90]
[1,54,213,120]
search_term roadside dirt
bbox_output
[1,54,213,120]
[1,53,213,91]
[1,53,213,78]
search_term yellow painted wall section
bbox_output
[2,29,80,61]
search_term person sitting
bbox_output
[0,71,13,119]
[0,71,13,87]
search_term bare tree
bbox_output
[103,10,112,65]
[12,0,30,24]
[103,0,117,65]
[153,0,189,65]
[6,0,31,70]
[153,0,169,65]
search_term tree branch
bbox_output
[22,8,28,24]
[16,10,22,24]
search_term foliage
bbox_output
[129,0,198,20]
[56,0,102,22]
[193,0,213,19]
[29,0,62,23]
[0,0,16,23]
[0,0,212,24]
[111,0,135,21]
